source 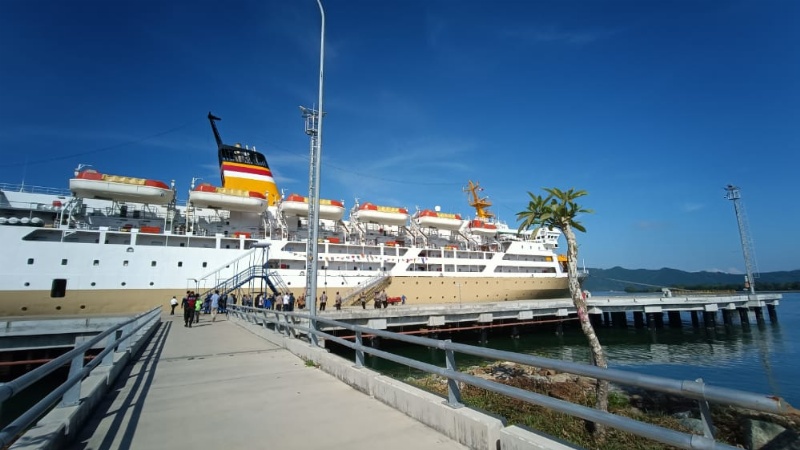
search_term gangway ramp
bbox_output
[64,316,467,450]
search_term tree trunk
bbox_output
[563,224,609,439]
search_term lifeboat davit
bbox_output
[353,202,409,226]
[280,193,345,220]
[70,170,174,204]
[468,219,497,236]
[189,184,268,213]
[414,210,463,230]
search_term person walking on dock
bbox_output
[210,290,220,322]
[360,293,366,309]
[195,295,202,323]
[182,292,197,328]
[169,296,178,315]
[319,291,328,311]
[334,292,342,311]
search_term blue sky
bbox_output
[1,0,797,273]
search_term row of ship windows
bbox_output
[27,258,212,268]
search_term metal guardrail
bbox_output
[0,306,162,447]
[228,304,795,450]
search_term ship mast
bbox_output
[207,112,224,149]
[725,184,758,294]
[464,180,494,220]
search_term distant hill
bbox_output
[582,267,800,292]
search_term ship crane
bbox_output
[725,184,759,294]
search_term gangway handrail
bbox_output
[196,247,260,283]
[0,306,162,447]
[228,305,796,450]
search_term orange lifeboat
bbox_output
[279,193,345,220]
[69,169,174,204]
[468,219,497,236]
[414,210,464,230]
[189,183,268,213]
[353,202,409,226]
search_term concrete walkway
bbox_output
[68,312,467,450]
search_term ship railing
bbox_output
[228,304,796,450]
[0,306,162,448]
[0,183,73,197]
[267,270,290,294]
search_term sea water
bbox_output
[357,292,800,406]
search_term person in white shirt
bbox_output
[169,296,178,315]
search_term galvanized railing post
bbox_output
[444,340,463,408]
[354,330,365,368]
[696,378,716,438]
[120,323,133,351]
[102,334,115,366]
[60,339,85,407]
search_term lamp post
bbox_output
[303,0,325,347]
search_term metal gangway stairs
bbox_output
[198,264,290,300]
[344,273,392,306]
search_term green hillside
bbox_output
[582,267,800,292]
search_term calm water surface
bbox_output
[354,292,799,405]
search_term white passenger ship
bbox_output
[0,114,571,316]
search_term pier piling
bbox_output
[589,313,602,329]
[722,310,734,326]
[603,312,612,327]
[690,311,700,328]
[753,307,765,326]
[668,311,682,328]
[767,304,779,323]
[738,308,751,330]
[612,312,628,328]
[703,311,717,328]
[633,312,645,329]
[653,312,664,329]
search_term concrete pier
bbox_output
[690,311,700,328]
[668,311,682,328]
[61,315,467,450]
[633,311,645,329]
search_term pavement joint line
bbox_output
[159,348,283,362]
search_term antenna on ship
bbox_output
[207,112,224,149]
[725,184,759,294]
[464,180,494,220]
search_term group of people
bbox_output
[170,289,226,327]
[256,291,305,311]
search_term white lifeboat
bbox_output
[280,193,345,220]
[468,219,497,236]
[189,184,268,213]
[70,169,174,205]
[414,210,463,230]
[353,202,409,226]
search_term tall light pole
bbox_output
[303,0,325,347]
[725,184,757,295]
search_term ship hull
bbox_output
[0,275,569,316]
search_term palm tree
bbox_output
[517,187,609,436]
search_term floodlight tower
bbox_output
[301,0,325,347]
[725,184,757,294]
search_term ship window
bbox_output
[91,282,96,286]
[151,261,157,267]
[178,262,183,267]
[61,259,68,266]
[24,282,30,287]
[121,282,126,286]
[27,258,34,265]
[50,279,67,298]
[149,282,154,286]
[123,260,129,266]
[93,260,99,266]
[202,262,208,268]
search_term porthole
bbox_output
[80,305,86,309]
[61,259,68,266]
[91,282,96,286]
[123,260,129,266]
[24,282,30,287]
[93,260,99,266]
[178,262,183,267]
[151,261,157,267]
[121,282,126,286]
[55,306,62,311]
[21,307,27,312]
[202,262,208,268]
[149,282,154,286]
[27,258,34,265]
